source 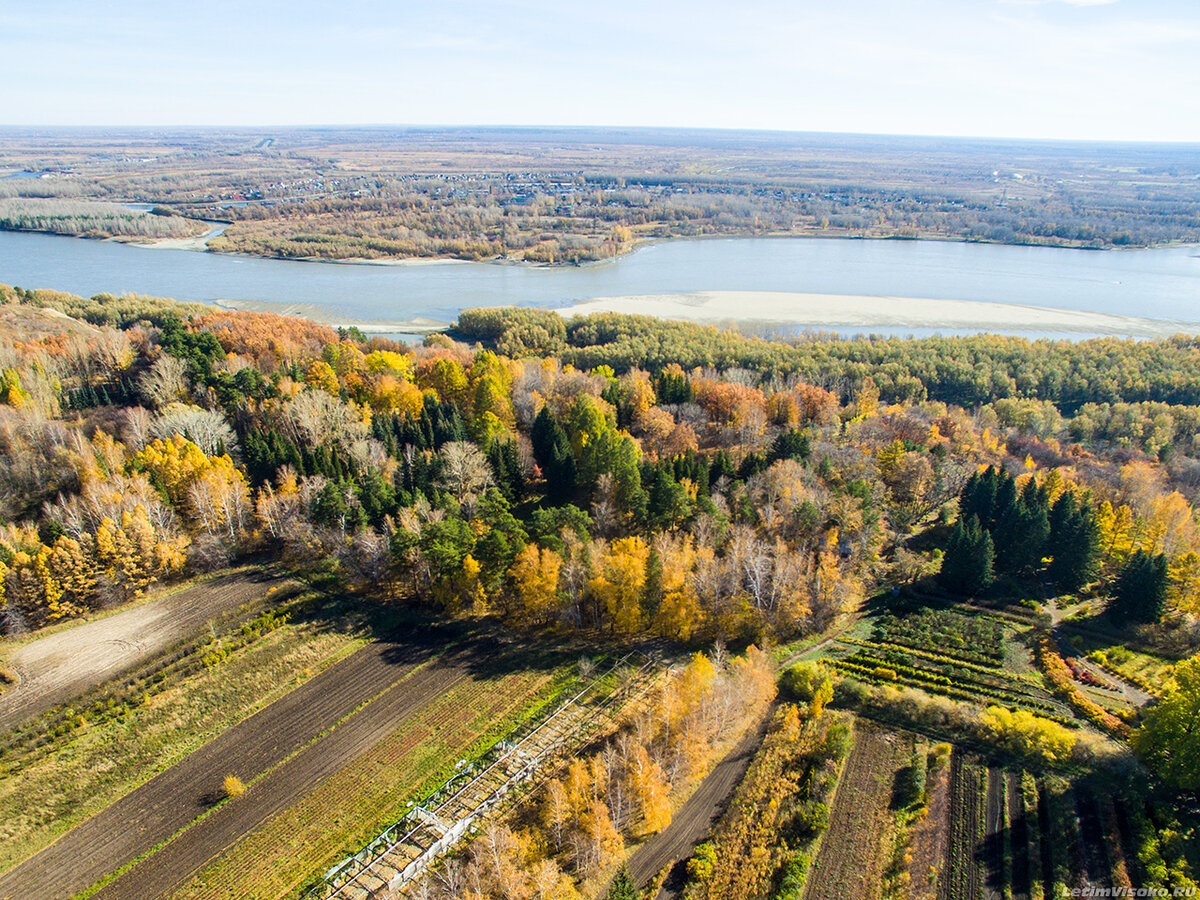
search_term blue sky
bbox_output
[2,0,1198,140]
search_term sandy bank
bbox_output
[553,291,1200,338]
[134,224,227,252]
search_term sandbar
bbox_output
[553,291,1199,338]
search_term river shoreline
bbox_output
[7,222,1196,269]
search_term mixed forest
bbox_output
[0,285,1199,900]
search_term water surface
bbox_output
[1,230,1197,330]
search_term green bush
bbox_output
[687,842,718,883]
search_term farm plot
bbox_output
[0,604,365,876]
[904,745,952,900]
[329,659,659,900]
[829,609,1067,718]
[939,751,986,900]
[803,721,911,900]
[1007,771,1032,900]
[0,568,297,730]
[0,626,457,900]
[155,659,575,900]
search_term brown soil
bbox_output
[0,570,293,731]
[907,755,951,900]
[0,628,475,900]
[804,721,910,900]
[940,751,986,900]
[984,765,1006,899]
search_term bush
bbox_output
[780,660,827,702]
[687,842,718,883]
[776,852,810,899]
[894,752,927,808]
[223,774,246,798]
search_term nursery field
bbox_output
[827,608,1070,720]
[0,619,579,900]
[139,657,576,900]
[0,596,366,878]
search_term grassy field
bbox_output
[0,594,369,874]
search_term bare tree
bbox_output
[436,441,493,509]
[152,405,236,456]
[138,355,189,408]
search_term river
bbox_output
[1,230,1198,338]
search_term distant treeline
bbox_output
[456,307,1200,453]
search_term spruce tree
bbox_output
[605,867,638,900]
[1047,496,1101,592]
[940,515,994,595]
[1109,550,1169,624]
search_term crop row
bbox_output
[174,666,566,900]
[839,644,1050,702]
[874,610,1005,665]
[941,751,986,900]
[841,638,1011,680]
[0,600,295,772]
[830,658,1063,718]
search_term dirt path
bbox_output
[0,570,293,731]
[626,718,768,894]
[804,722,909,900]
[0,629,471,900]
[1042,593,1155,708]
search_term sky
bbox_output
[2,0,1199,141]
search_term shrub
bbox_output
[223,774,246,798]
[687,842,718,883]
[780,660,826,702]
[982,706,1077,764]
[894,752,927,808]
[776,853,810,899]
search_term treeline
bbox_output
[0,198,204,240]
[458,307,1200,450]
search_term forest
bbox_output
[1,283,1199,899]
[2,127,1199,261]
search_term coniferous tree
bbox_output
[940,515,994,595]
[1047,493,1101,591]
[1109,549,1169,624]
[531,406,577,504]
[605,866,638,900]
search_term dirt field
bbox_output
[0,627,473,900]
[626,718,767,893]
[906,752,952,900]
[804,721,910,900]
[0,569,294,730]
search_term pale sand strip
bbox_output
[552,291,1199,338]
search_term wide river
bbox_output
[1,229,1198,336]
